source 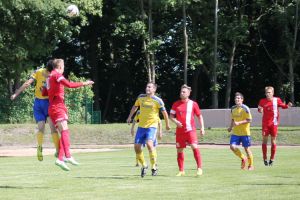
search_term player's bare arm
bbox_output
[197,115,205,136]
[130,121,136,137]
[233,118,251,126]
[10,78,34,100]
[158,120,163,140]
[258,105,263,113]
[127,105,138,124]
[227,119,234,132]
[170,114,183,128]
[162,110,170,130]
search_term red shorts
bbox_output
[176,131,198,148]
[48,103,68,126]
[262,124,278,137]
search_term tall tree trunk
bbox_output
[288,0,299,103]
[225,40,236,108]
[140,0,151,82]
[148,0,155,83]
[211,0,219,108]
[191,66,201,100]
[183,0,188,85]
[103,40,115,121]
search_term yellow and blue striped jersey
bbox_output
[134,94,165,128]
[231,104,252,136]
[30,68,48,99]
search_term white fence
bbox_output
[199,107,300,128]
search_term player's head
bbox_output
[234,92,244,106]
[180,84,192,100]
[46,59,54,72]
[146,82,157,95]
[52,59,65,74]
[265,86,274,99]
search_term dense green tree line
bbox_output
[0,0,299,123]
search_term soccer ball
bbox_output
[66,5,79,17]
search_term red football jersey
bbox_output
[258,97,289,126]
[170,99,201,134]
[46,70,83,105]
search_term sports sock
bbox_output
[51,132,60,152]
[37,131,44,147]
[262,144,267,160]
[58,138,65,161]
[136,151,147,167]
[233,148,245,160]
[149,149,157,169]
[177,152,184,172]
[193,148,202,169]
[247,154,254,167]
[61,129,71,158]
[270,144,277,160]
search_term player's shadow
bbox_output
[238,183,300,186]
[75,175,135,180]
[0,185,51,189]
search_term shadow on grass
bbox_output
[75,174,170,180]
[0,185,51,189]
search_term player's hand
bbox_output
[166,124,171,131]
[200,128,205,136]
[10,94,16,100]
[126,117,131,124]
[158,132,163,140]
[83,80,94,86]
[233,121,239,126]
[227,127,232,132]
[288,102,293,107]
[258,106,263,113]
[130,129,134,137]
[175,121,183,128]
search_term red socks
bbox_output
[271,144,277,160]
[262,143,267,160]
[58,129,71,161]
[193,148,202,169]
[177,152,184,171]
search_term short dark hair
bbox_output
[147,82,157,89]
[46,59,54,72]
[235,92,244,99]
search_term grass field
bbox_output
[1,147,300,200]
[1,124,300,146]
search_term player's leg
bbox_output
[262,125,269,166]
[33,98,46,161]
[242,136,254,170]
[176,133,186,176]
[176,148,185,176]
[230,135,247,169]
[145,128,158,176]
[48,118,60,157]
[269,136,277,166]
[134,127,147,177]
[189,131,202,176]
[36,121,46,161]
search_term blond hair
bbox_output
[181,84,192,91]
[265,86,274,92]
[52,59,64,69]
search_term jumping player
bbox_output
[131,110,162,167]
[10,61,59,161]
[228,92,254,170]
[127,82,170,178]
[258,86,292,166]
[45,59,94,171]
[170,84,205,177]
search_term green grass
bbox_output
[1,147,300,200]
[1,124,300,146]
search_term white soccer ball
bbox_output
[66,5,79,17]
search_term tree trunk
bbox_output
[183,0,188,85]
[191,66,201,100]
[225,40,236,108]
[211,0,219,108]
[148,0,155,83]
[140,0,151,82]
